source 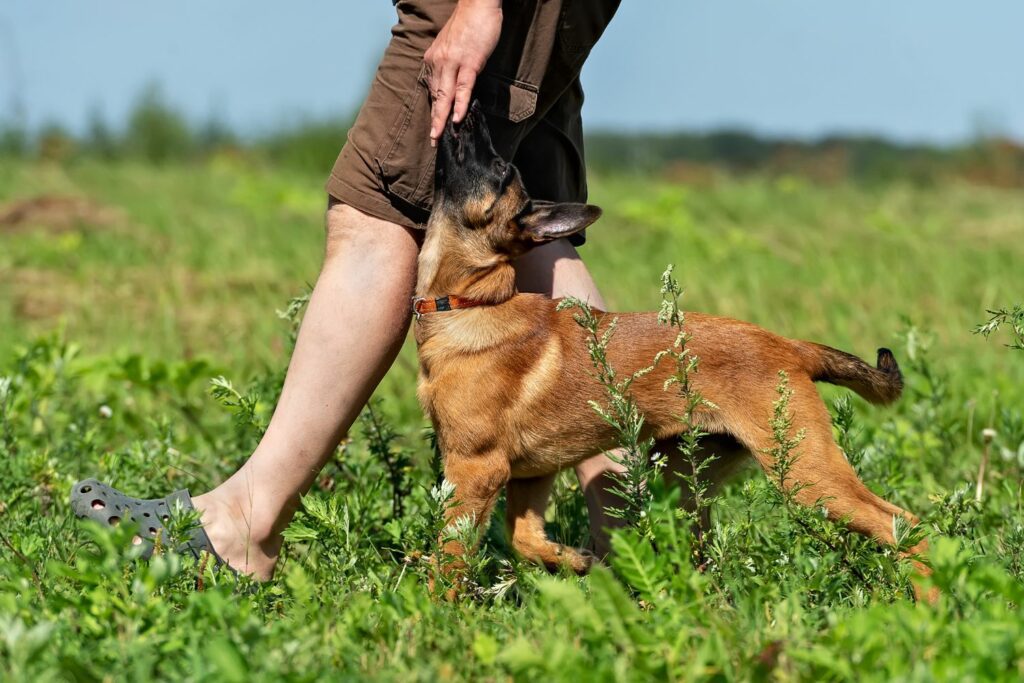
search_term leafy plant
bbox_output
[654,266,717,557]
[974,304,1024,351]
[556,297,664,537]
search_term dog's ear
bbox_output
[519,203,602,242]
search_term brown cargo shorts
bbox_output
[325,0,620,245]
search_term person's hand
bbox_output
[423,0,503,146]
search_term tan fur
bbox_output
[418,112,935,601]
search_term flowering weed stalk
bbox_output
[556,297,663,538]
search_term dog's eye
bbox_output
[497,164,516,195]
[482,196,502,224]
[481,169,516,222]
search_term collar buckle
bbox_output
[413,294,488,319]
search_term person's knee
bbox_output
[322,200,419,262]
[515,238,604,304]
[323,202,371,259]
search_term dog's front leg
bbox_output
[506,475,595,575]
[437,451,510,582]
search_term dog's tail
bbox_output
[797,342,903,405]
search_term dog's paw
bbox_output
[556,544,597,575]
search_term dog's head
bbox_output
[426,102,602,273]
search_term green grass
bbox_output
[1,158,1023,680]
[2,160,1020,389]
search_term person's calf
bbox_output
[575,452,628,558]
[191,202,421,579]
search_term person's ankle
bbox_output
[191,487,286,580]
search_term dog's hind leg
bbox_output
[736,377,935,601]
[506,475,595,574]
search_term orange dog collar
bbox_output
[412,295,487,319]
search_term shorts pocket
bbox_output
[373,64,435,213]
[475,72,539,124]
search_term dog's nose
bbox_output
[453,100,483,136]
[439,99,494,170]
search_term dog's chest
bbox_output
[416,330,573,455]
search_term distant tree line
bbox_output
[0,86,354,175]
[2,86,1022,188]
[585,130,1024,188]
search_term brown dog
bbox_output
[415,103,930,595]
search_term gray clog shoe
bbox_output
[70,478,226,567]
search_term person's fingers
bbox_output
[452,66,477,124]
[429,65,458,146]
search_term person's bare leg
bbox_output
[514,238,626,558]
[192,202,420,579]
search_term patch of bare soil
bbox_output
[0,194,124,234]
[2,268,72,321]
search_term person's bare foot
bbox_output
[191,488,284,581]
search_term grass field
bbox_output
[1,157,1023,680]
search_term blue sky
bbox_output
[2,0,1022,143]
